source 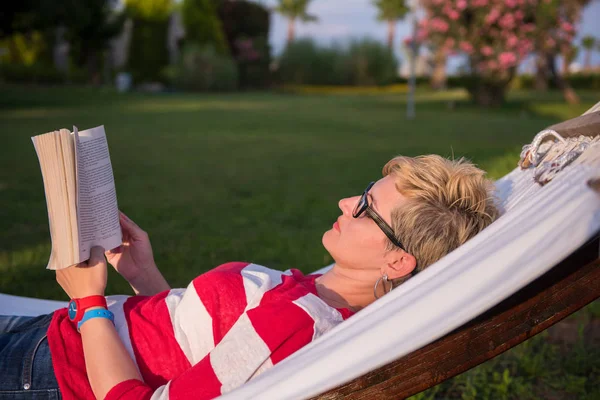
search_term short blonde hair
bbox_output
[382,155,499,281]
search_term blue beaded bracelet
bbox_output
[77,308,114,332]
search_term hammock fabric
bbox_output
[1,107,599,400]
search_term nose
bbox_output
[339,196,358,216]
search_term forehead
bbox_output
[370,175,404,213]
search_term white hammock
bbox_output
[1,107,599,400]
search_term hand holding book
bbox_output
[31,126,122,270]
[105,211,171,296]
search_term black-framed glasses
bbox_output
[353,182,406,251]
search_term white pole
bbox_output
[407,0,418,119]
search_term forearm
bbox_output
[80,316,142,400]
[128,264,171,296]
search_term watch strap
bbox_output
[71,295,108,322]
[77,309,115,332]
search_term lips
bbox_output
[333,217,341,232]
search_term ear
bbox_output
[383,250,416,280]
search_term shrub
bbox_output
[166,44,238,91]
[125,0,173,84]
[218,0,271,89]
[182,0,228,54]
[277,38,398,86]
[0,63,88,85]
[345,38,398,86]
[127,18,170,83]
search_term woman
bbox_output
[0,155,498,400]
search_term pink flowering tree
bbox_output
[419,0,582,106]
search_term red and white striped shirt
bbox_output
[47,262,353,400]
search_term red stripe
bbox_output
[47,309,96,399]
[169,355,223,399]
[124,295,191,388]
[104,379,153,400]
[193,262,249,343]
[248,273,316,365]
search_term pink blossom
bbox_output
[430,18,449,33]
[517,39,534,55]
[514,10,524,21]
[444,37,456,50]
[561,22,574,32]
[505,0,518,8]
[546,37,556,48]
[506,35,518,49]
[472,0,488,7]
[488,60,498,70]
[460,41,474,54]
[456,0,467,10]
[499,52,517,68]
[522,23,535,33]
[481,46,494,56]
[446,9,460,20]
[485,8,501,24]
[498,14,515,30]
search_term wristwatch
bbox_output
[67,295,108,323]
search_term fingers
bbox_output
[106,245,122,255]
[86,246,106,267]
[119,210,148,240]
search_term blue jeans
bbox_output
[0,314,61,399]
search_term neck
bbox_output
[315,264,377,312]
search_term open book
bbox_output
[31,125,122,270]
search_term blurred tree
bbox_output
[274,0,318,45]
[0,0,124,84]
[562,44,579,75]
[420,0,585,106]
[125,0,173,83]
[181,0,228,53]
[372,0,409,50]
[217,0,271,89]
[530,0,587,104]
[581,35,596,70]
[63,0,125,84]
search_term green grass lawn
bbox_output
[0,84,598,398]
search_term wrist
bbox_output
[77,308,115,333]
[68,295,107,322]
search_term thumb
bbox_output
[89,246,106,266]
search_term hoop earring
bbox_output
[373,274,393,299]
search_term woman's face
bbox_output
[322,175,409,274]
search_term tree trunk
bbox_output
[535,53,549,91]
[547,53,579,105]
[584,50,592,71]
[287,18,295,45]
[468,79,507,107]
[561,48,570,76]
[387,20,395,50]
[430,48,447,90]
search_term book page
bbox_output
[74,125,122,261]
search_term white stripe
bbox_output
[249,357,274,380]
[150,381,170,400]
[164,285,214,365]
[241,264,284,310]
[292,294,344,341]
[210,313,272,394]
[106,295,141,375]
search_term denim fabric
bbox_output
[0,314,61,399]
